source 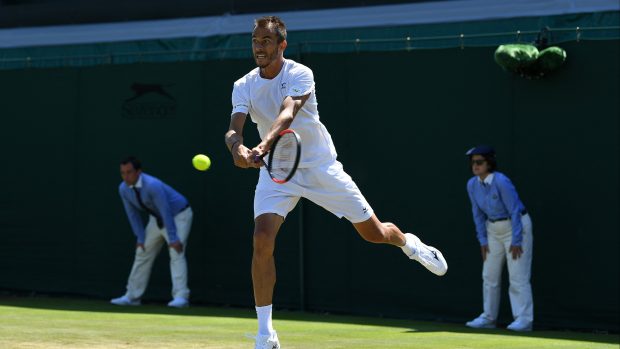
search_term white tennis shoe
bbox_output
[507,319,532,332]
[466,316,496,329]
[254,332,280,349]
[167,297,189,308]
[403,233,448,276]
[110,295,141,306]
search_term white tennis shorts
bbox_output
[254,160,374,223]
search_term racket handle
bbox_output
[253,154,267,166]
[254,152,268,162]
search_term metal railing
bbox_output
[1,26,618,69]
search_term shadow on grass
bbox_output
[0,293,618,346]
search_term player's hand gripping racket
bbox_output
[256,129,301,184]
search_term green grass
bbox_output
[0,297,617,349]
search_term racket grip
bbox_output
[255,152,268,161]
[253,154,266,166]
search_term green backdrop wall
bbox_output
[0,40,617,331]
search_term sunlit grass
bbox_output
[0,297,617,349]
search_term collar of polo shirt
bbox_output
[478,173,494,186]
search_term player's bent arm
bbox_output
[261,94,309,149]
[226,113,258,168]
[225,112,247,152]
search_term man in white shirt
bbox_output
[224,16,448,349]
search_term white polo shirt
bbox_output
[231,58,338,168]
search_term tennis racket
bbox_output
[256,129,301,184]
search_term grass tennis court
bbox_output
[0,297,617,349]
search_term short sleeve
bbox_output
[286,65,315,97]
[231,78,250,115]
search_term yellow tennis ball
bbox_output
[192,154,211,171]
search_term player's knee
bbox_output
[253,229,276,256]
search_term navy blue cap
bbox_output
[465,145,495,156]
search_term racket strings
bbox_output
[270,133,298,180]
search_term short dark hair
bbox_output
[254,16,287,43]
[120,156,142,170]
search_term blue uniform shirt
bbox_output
[466,172,527,246]
[119,173,189,244]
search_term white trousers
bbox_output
[125,207,193,300]
[480,214,533,324]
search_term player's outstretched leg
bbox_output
[353,214,448,276]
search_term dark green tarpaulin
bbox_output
[0,11,618,70]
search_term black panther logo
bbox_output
[122,83,177,119]
[125,83,175,102]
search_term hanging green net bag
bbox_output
[494,43,567,79]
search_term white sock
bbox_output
[400,233,417,256]
[256,304,274,335]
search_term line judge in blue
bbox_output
[464,145,534,332]
[111,156,193,308]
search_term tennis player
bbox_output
[224,16,448,349]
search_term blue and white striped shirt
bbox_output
[119,173,189,244]
[466,172,527,246]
